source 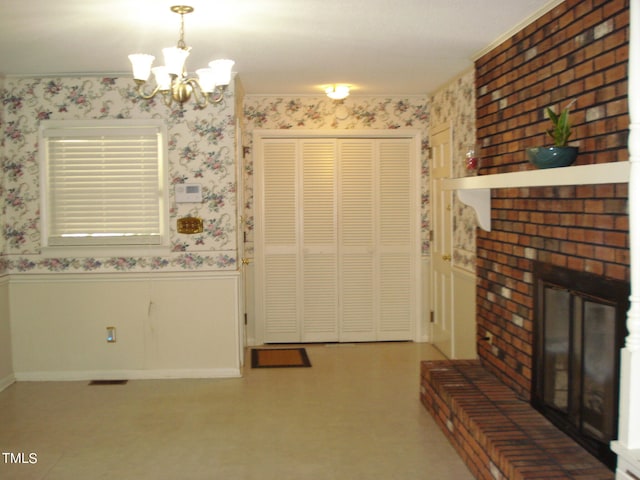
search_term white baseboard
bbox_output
[14,368,242,382]
[0,373,16,392]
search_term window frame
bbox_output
[39,119,170,257]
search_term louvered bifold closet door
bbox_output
[257,135,416,344]
[260,140,300,343]
[301,140,339,341]
[377,139,415,340]
[338,140,376,341]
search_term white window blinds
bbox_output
[40,121,167,247]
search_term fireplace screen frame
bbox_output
[532,262,629,470]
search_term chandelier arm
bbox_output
[208,86,228,104]
[184,78,207,107]
[134,81,163,100]
[162,90,174,107]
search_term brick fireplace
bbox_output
[418,0,634,477]
[474,0,630,405]
[531,261,629,468]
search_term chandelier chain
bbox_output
[177,11,187,50]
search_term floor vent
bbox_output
[88,380,128,386]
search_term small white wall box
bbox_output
[175,184,203,203]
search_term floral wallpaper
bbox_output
[0,76,5,275]
[242,72,477,270]
[242,95,432,255]
[0,73,476,275]
[0,76,238,274]
[430,70,477,271]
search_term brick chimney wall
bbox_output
[475,0,630,398]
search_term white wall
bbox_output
[1,75,244,383]
[0,277,14,390]
[452,267,477,359]
[9,273,241,381]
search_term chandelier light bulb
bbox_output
[162,47,190,76]
[129,54,155,81]
[196,68,217,92]
[152,67,172,91]
[209,59,236,86]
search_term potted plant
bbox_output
[526,100,579,168]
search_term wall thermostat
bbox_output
[175,183,203,203]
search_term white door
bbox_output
[258,140,300,343]
[256,139,339,343]
[255,134,419,344]
[430,125,454,358]
[338,140,376,340]
[337,138,417,341]
[300,140,339,341]
[377,139,415,339]
[236,119,247,364]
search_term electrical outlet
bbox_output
[106,326,116,343]
[484,331,493,345]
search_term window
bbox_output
[39,120,169,253]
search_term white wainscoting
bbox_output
[452,266,477,359]
[0,275,14,391]
[9,272,242,381]
[422,257,477,357]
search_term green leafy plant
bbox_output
[545,99,576,147]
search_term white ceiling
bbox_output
[0,0,558,96]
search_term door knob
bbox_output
[442,254,452,261]
[241,257,252,265]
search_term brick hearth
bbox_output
[420,360,613,480]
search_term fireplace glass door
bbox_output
[533,262,628,469]
[541,288,617,442]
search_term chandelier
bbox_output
[128,5,235,107]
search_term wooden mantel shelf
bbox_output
[441,161,630,231]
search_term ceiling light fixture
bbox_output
[128,5,235,107]
[325,85,350,101]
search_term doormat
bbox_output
[251,348,311,368]
[88,380,128,386]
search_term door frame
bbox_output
[429,122,454,357]
[252,129,423,345]
[236,118,247,364]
